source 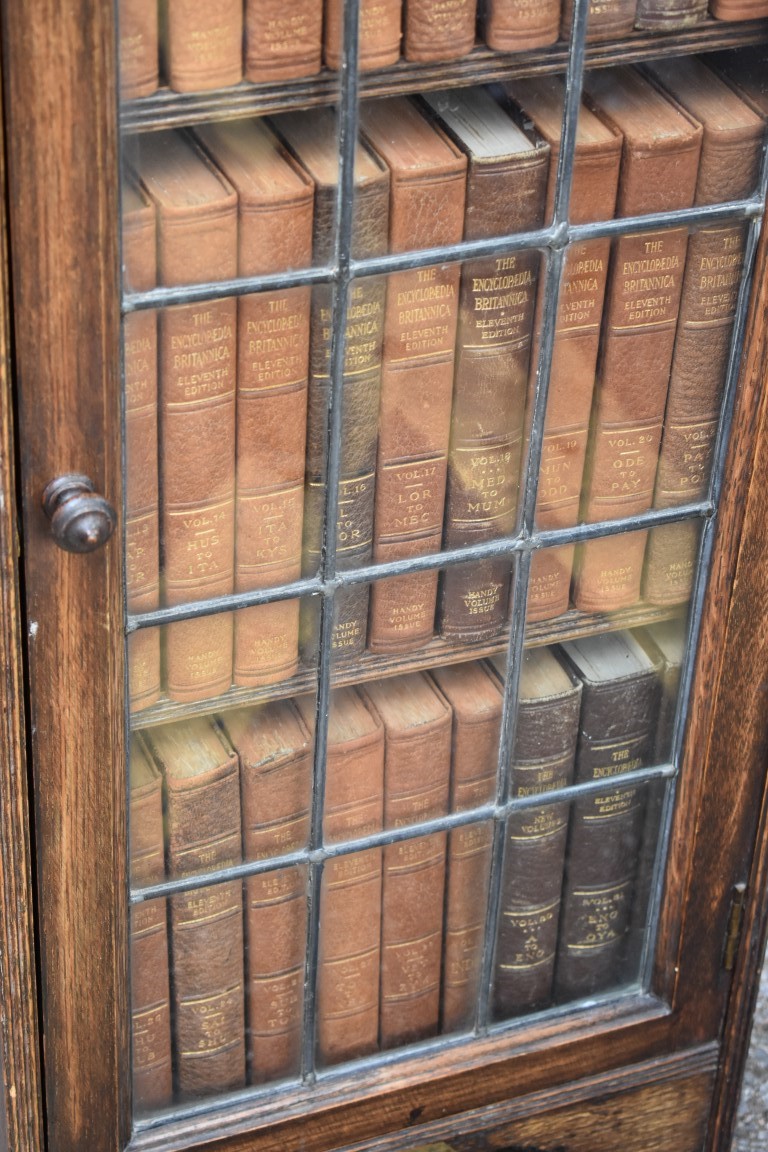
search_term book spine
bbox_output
[635,0,707,28]
[130,778,172,1110]
[324,0,402,71]
[709,0,768,17]
[120,0,159,98]
[367,150,465,654]
[554,670,658,1001]
[493,690,580,1017]
[165,762,245,1097]
[244,0,322,82]
[404,0,477,62]
[561,0,637,40]
[484,0,560,51]
[529,238,613,623]
[161,299,236,701]
[162,0,243,92]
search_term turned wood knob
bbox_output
[42,475,117,553]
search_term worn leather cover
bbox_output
[297,688,385,1065]
[642,59,764,607]
[120,0,159,97]
[245,0,323,82]
[275,110,390,662]
[710,0,768,19]
[555,633,661,1001]
[635,0,707,29]
[405,0,477,62]
[488,649,581,1017]
[140,131,238,703]
[422,90,548,642]
[362,673,452,1048]
[162,0,243,92]
[146,720,246,1099]
[431,662,500,1032]
[196,121,315,687]
[574,69,702,614]
[123,180,162,710]
[508,79,622,624]
[484,0,560,51]
[221,701,313,1083]
[360,99,466,653]
[562,0,637,40]
[130,738,172,1111]
[324,0,402,70]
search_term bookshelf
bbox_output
[3,4,768,1152]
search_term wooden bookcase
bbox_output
[3,4,768,1152]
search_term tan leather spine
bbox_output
[361,100,466,655]
[710,0,768,18]
[324,0,402,71]
[120,0,159,98]
[483,0,560,51]
[130,742,172,1112]
[245,0,323,82]
[123,181,161,710]
[561,0,637,41]
[404,0,477,63]
[162,0,243,92]
[574,70,702,614]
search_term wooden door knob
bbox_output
[42,474,117,553]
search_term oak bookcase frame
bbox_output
[3,2,768,1152]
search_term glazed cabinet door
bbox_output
[5,2,768,1152]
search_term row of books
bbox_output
[124,59,764,711]
[130,622,683,1112]
[120,0,768,99]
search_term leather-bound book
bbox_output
[161,0,242,92]
[638,616,686,764]
[245,0,323,83]
[324,0,401,71]
[423,88,549,642]
[362,673,452,1048]
[635,0,706,28]
[483,0,560,51]
[710,0,768,19]
[130,737,172,1112]
[404,0,476,63]
[430,662,501,1033]
[562,0,637,41]
[488,647,581,1018]
[555,631,661,1000]
[196,121,314,688]
[641,59,764,607]
[296,688,385,1065]
[508,78,622,624]
[145,718,246,1098]
[139,132,237,704]
[120,0,159,98]
[220,702,313,1084]
[122,178,161,711]
[273,110,389,663]
[574,69,702,614]
[360,98,466,654]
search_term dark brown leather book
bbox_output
[196,120,314,688]
[404,0,476,62]
[555,631,661,1001]
[710,0,768,19]
[638,616,686,764]
[296,688,385,1065]
[120,0,159,98]
[273,109,389,663]
[360,98,466,654]
[562,0,637,41]
[245,0,323,82]
[488,647,581,1018]
[144,718,246,1099]
[324,0,402,71]
[423,88,549,642]
[130,737,172,1112]
[161,0,243,92]
[507,77,622,624]
[483,0,560,51]
[362,673,452,1048]
[430,662,501,1033]
[635,0,706,29]
[220,702,313,1084]
[641,59,764,607]
[139,130,238,704]
[574,69,702,614]
[122,178,161,711]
